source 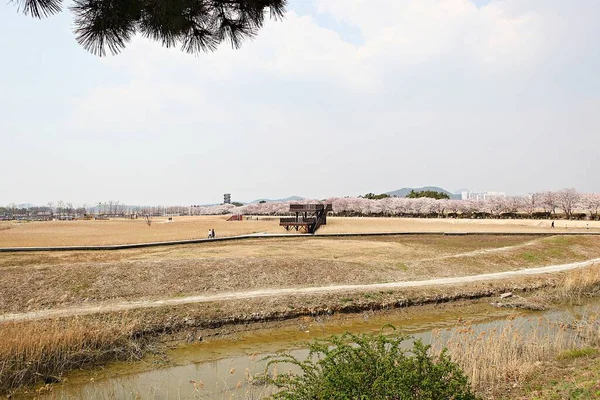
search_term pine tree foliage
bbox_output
[10,0,287,56]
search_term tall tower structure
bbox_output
[224,193,231,204]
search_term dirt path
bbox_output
[415,237,542,263]
[2,258,598,323]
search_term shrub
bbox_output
[265,329,477,400]
[406,190,450,200]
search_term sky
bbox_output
[1,0,599,206]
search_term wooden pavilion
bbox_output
[279,203,333,234]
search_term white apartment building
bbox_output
[461,191,506,201]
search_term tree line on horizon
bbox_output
[190,188,598,220]
[2,189,599,221]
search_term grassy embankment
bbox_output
[4,265,599,397]
[1,234,600,396]
[2,235,600,314]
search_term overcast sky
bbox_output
[1,0,599,206]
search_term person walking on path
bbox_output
[211,228,215,239]
[551,221,555,229]
[208,229,213,239]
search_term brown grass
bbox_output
[1,267,598,397]
[0,316,144,394]
[2,216,599,248]
[554,264,600,303]
[0,275,547,396]
[512,350,600,399]
[319,217,600,235]
[0,216,280,247]
[432,313,600,397]
[4,235,599,314]
[430,265,600,397]
[1,222,599,396]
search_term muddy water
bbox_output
[33,300,597,400]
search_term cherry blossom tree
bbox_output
[581,193,600,220]
[431,198,448,218]
[487,196,506,217]
[521,194,538,217]
[556,188,581,220]
[540,191,558,216]
[446,200,462,217]
[505,196,523,215]
[183,190,600,221]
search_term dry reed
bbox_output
[0,317,143,394]
[431,317,579,392]
[429,265,600,395]
[554,263,600,303]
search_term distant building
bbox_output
[224,193,231,204]
[461,191,506,201]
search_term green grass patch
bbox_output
[521,252,540,262]
[557,347,598,361]
[70,282,90,294]
[396,262,408,271]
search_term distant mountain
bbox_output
[250,196,305,204]
[385,186,461,200]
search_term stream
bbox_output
[29,299,599,400]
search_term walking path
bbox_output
[415,237,542,263]
[2,231,599,252]
[2,257,598,323]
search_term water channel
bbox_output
[30,299,599,400]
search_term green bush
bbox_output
[265,329,477,400]
[406,190,450,200]
[362,193,391,200]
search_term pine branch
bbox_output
[10,0,287,56]
[11,0,62,18]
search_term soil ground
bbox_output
[1,216,599,247]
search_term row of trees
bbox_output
[3,189,599,221]
[0,203,87,220]
[189,189,600,220]
[0,201,190,220]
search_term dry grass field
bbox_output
[2,234,600,314]
[2,216,600,396]
[320,216,600,234]
[1,215,599,247]
[0,216,279,247]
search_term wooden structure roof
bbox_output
[280,204,332,234]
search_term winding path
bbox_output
[2,257,599,323]
[414,237,543,263]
